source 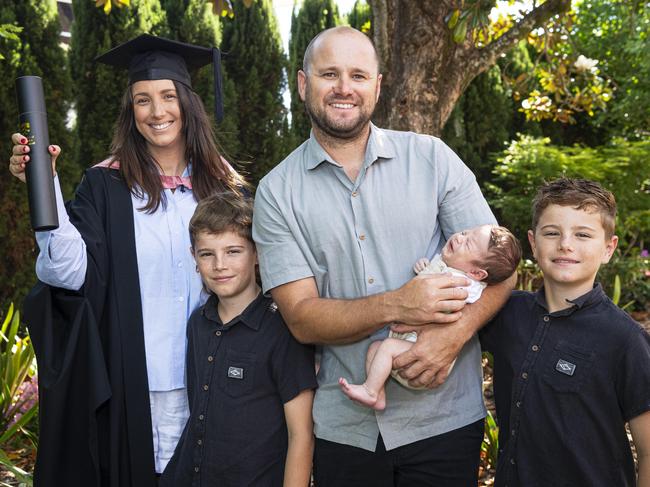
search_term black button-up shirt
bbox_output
[481,284,650,487]
[161,293,317,487]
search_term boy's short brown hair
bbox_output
[531,178,617,238]
[189,192,253,247]
[474,226,522,284]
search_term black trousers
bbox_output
[313,418,484,487]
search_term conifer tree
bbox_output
[69,0,167,168]
[0,0,73,309]
[221,0,287,184]
[346,0,372,35]
[442,68,515,184]
[288,0,339,142]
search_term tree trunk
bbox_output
[369,0,571,136]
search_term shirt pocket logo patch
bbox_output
[555,359,576,376]
[542,341,593,393]
[228,366,244,379]
[220,349,256,398]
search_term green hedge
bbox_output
[487,135,650,252]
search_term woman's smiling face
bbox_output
[132,79,184,155]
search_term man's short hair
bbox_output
[531,178,617,238]
[302,26,380,74]
[474,226,522,284]
[189,193,253,247]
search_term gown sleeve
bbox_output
[24,168,115,485]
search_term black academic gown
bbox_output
[24,167,157,487]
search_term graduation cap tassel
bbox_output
[213,47,224,124]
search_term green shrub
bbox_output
[599,251,650,312]
[516,259,544,292]
[0,304,37,485]
[487,135,650,255]
[481,410,499,472]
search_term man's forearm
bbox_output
[272,289,393,345]
[271,274,472,345]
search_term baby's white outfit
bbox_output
[389,254,486,389]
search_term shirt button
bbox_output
[215,331,221,336]
[543,316,550,322]
[359,234,366,241]
[368,277,374,284]
[521,372,528,379]
[511,429,516,436]
[203,384,209,391]
[178,296,184,302]
[352,191,358,197]
[516,401,521,408]
[194,466,200,473]
[510,458,516,465]
[199,414,204,420]
[532,345,539,352]
[197,439,202,445]
[207,356,214,362]
[177,262,183,268]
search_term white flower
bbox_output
[574,55,599,73]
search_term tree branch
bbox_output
[470,0,572,74]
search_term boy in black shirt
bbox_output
[481,178,650,487]
[161,194,317,487]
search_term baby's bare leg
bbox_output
[339,338,413,410]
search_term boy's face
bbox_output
[192,230,258,300]
[528,204,618,294]
[441,224,492,279]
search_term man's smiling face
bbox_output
[298,29,382,141]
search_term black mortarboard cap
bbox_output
[95,34,224,123]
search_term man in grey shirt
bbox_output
[253,26,515,486]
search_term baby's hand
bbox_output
[413,257,430,275]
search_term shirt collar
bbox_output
[305,122,397,171]
[534,282,606,316]
[202,291,268,331]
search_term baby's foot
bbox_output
[338,377,386,410]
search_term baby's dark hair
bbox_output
[473,226,522,284]
[531,178,617,238]
[189,192,253,247]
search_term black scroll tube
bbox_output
[15,76,58,231]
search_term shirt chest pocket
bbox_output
[219,349,256,398]
[541,342,594,393]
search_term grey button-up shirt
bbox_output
[253,124,496,451]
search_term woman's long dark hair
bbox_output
[109,80,248,212]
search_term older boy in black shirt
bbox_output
[161,194,317,487]
[481,178,650,487]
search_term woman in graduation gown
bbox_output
[8,35,247,487]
